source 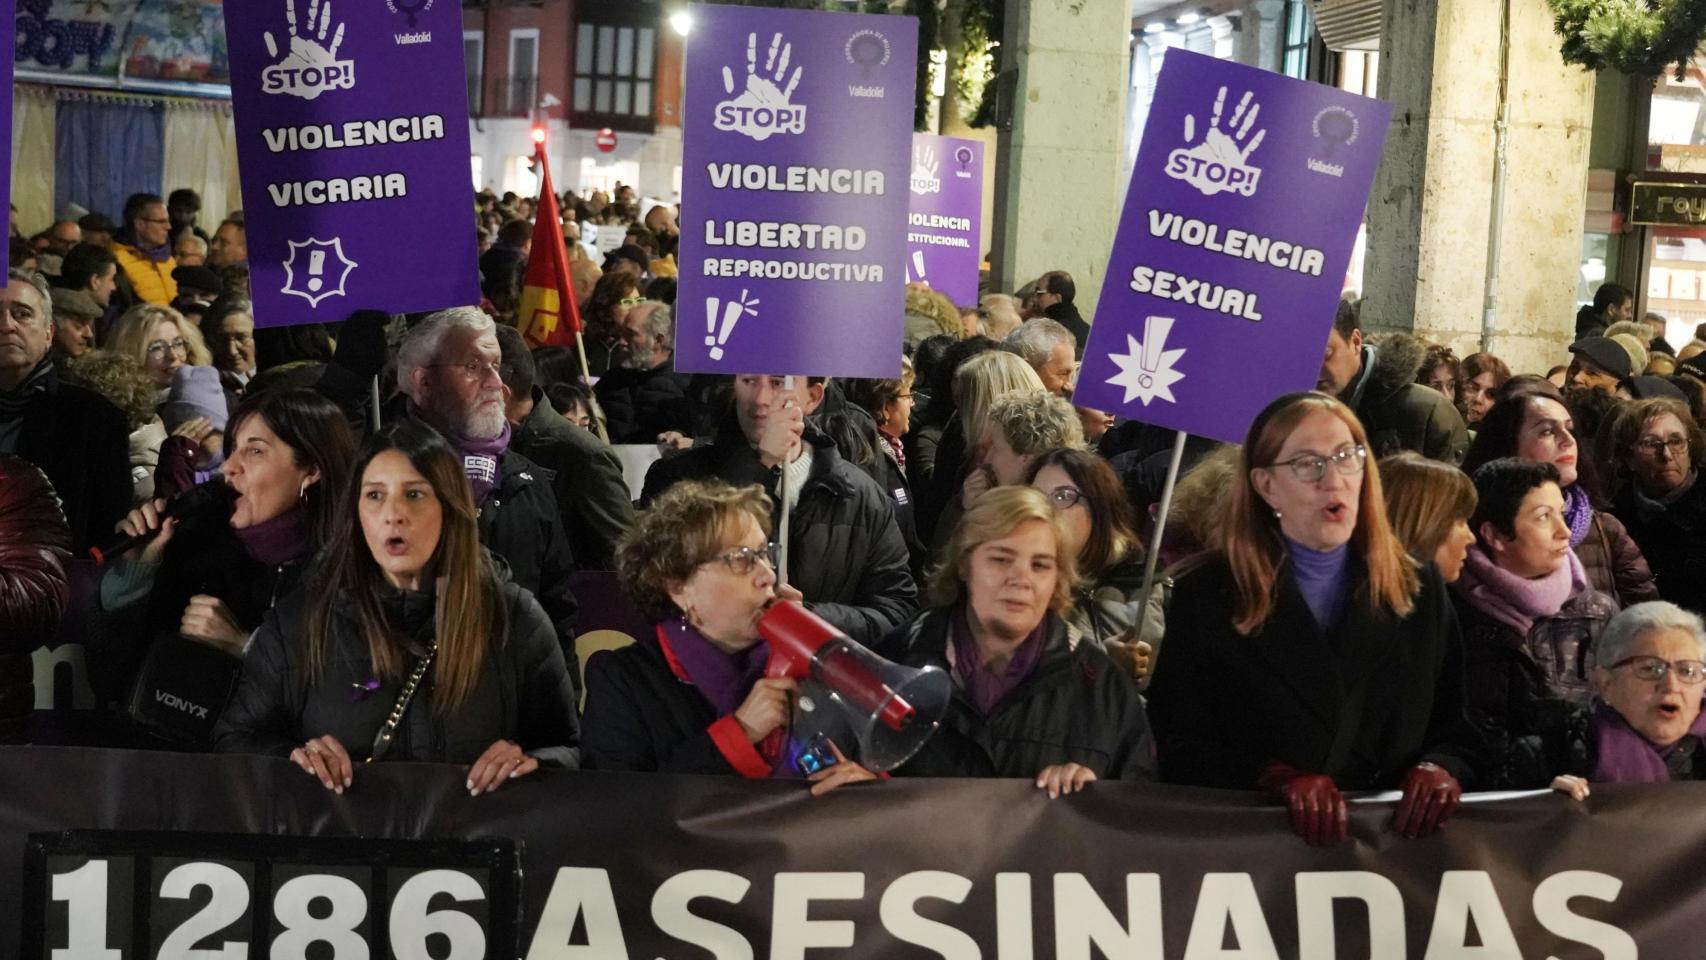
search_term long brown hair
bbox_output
[1380,452,1477,563]
[1219,392,1418,634]
[306,421,499,711]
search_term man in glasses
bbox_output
[110,193,179,306]
[1317,297,1467,464]
[640,372,917,648]
[595,300,694,444]
[0,268,130,551]
[398,308,581,675]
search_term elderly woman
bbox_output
[1458,352,1511,428]
[1462,384,1657,607]
[1607,398,1706,614]
[886,486,1154,793]
[1551,602,1706,799]
[1380,452,1478,583]
[215,421,578,793]
[1453,458,1618,788]
[1027,448,1161,683]
[105,303,211,395]
[1149,392,1478,845]
[585,480,879,794]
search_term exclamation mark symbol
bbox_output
[306,250,326,292]
[910,250,926,284]
[1138,316,1174,390]
[706,289,759,361]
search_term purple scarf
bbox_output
[1592,698,1706,783]
[233,504,311,567]
[659,619,769,717]
[1453,544,1586,637]
[949,605,1048,715]
[447,422,511,504]
[1563,484,1594,549]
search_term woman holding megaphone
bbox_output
[586,479,882,795]
[883,485,1156,794]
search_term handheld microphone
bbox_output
[89,475,233,566]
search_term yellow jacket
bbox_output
[112,243,178,305]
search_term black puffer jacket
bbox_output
[214,579,578,767]
[478,448,580,668]
[1343,336,1469,464]
[1610,478,1706,615]
[641,429,918,647]
[581,628,752,774]
[593,357,695,443]
[884,607,1155,780]
[0,456,71,740]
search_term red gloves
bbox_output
[1259,763,1347,846]
[1393,762,1461,838]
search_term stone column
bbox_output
[1361,0,1594,376]
[989,0,1129,320]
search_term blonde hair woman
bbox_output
[1147,392,1479,845]
[886,486,1154,793]
[106,303,211,390]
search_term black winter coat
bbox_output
[581,628,752,774]
[885,607,1155,780]
[1043,301,1090,357]
[593,357,695,444]
[1148,557,1481,790]
[1610,479,1706,615]
[12,372,131,552]
[511,388,635,570]
[1343,337,1469,465]
[214,581,578,767]
[640,430,917,647]
[478,449,580,671]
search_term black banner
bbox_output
[0,746,1686,957]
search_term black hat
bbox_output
[171,264,223,294]
[1622,375,1687,402]
[77,212,116,234]
[1679,353,1706,383]
[1568,336,1633,380]
[603,243,650,274]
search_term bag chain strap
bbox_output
[367,642,438,764]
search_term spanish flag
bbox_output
[516,150,582,347]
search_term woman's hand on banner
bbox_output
[290,734,354,794]
[1035,762,1097,799]
[1551,775,1590,801]
[808,740,878,797]
[466,740,539,795]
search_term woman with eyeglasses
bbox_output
[216,421,578,794]
[1148,392,1478,846]
[1461,382,1657,608]
[106,303,212,395]
[1452,458,1617,789]
[578,271,644,377]
[885,486,1154,793]
[585,479,881,794]
[1550,602,1706,799]
[1607,397,1706,615]
[1025,448,1162,686]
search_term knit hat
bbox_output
[1569,336,1633,379]
[1609,333,1650,375]
[159,365,229,433]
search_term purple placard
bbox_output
[905,132,982,307]
[224,0,479,328]
[1073,49,1391,443]
[676,4,917,379]
[0,0,14,223]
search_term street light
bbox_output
[669,10,692,36]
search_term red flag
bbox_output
[516,150,582,347]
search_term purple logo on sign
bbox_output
[905,133,982,307]
[1072,49,1391,443]
[226,0,479,328]
[677,5,918,379]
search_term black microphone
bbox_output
[89,475,233,566]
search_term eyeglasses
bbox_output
[145,337,189,358]
[1045,485,1085,509]
[1268,443,1367,484]
[1636,436,1689,459]
[430,359,503,382]
[1609,655,1706,685]
[617,296,646,308]
[703,543,779,576]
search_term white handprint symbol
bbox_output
[1164,86,1267,198]
[260,0,355,101]
[713,31,807,141]
[910,143,941,195]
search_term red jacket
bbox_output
[0,455,71,739]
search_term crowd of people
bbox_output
[7,185,1706,842]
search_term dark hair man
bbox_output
[1031,270,1088,356]
[1317,297,1467,464]
[1577,282,1634,340]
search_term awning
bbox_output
[1309,0,1382,52]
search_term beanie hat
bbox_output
[1609,333,1649,375]
[159,365,229,433]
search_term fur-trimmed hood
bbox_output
[1357,333,1428,405]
